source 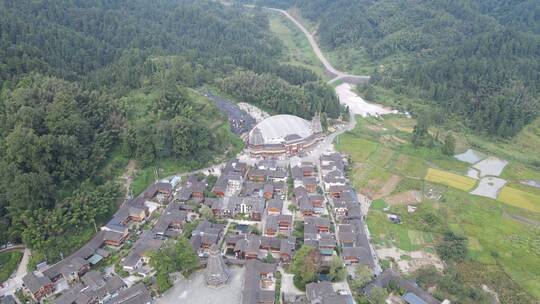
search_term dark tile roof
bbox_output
[266,199,283,212]
[242,260,277,304]
[109,283,151,304]
[23,272,52,294]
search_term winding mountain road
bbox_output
[267,8,370,85]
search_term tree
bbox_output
[199,205,215,221]
[264,252,275,264]
[328,256,347,282]
[370,286,389,304]
[351,264,373,290]
[290,245,320,289]
[436,231,468,263]
[149,237,199,293]
[175,237,199,275]
[320,112,329,131]
[345,106,350,118]
[411,116,430,147]
[442,134,455,156]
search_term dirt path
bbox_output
[121,160,137,193]
[0,248,30,297]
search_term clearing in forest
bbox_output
[425,168,477,191]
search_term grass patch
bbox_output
[392,154,429,179]
[367,146,395,168]
[0,251,23,282]
[371,199,388,211]
[268,12,329,80]
[131,159,191,196]
[497,186,540,213]
[368,205,437,252]
[335,134,378,162]
[501,162,540,182]
[325,46,376,75]
[441,188,540,299]
[425,168,476,191]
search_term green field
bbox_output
[335,135,378,162]
[337,115,540,301]
[0,251,22,282]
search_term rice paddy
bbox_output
[498,186,540,213]
[425,168,477,191]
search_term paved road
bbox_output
[267,8,370,85]
[0,245,25,254]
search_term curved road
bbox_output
[267,8,370,85]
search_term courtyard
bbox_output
[157,266,245,304]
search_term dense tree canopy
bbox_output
[0,0,341,263]
[290,245,320,290]
[221,71,341,119]
[149,237,199,293]
[248,0,540,137]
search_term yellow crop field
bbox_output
[498,186,540,213]
[425,168,477,191]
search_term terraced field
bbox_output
[336,115,540,300]
[498,186,540,213]
[425,168,477,191]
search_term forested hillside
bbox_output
[248,0,540,138]
[0,0,341,264]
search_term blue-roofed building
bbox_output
[403,292,428,304]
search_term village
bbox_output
[4,104,447,304]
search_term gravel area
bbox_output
[206,92,256,135]
[455,149,486,164]
[237,102,270,123]
[157,267,245,304]
[472,157,508,177]
[470,177,507,199]
[280,271,303,296]
[335,83,396,117]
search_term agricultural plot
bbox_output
[473,156,508,177]
[470,177,507,199]
[498,186,540,213]
[442,189,540,299]
[455,149,486,164]
[425,168,477,191]
[339,115,540,299]
[367,146,395,168]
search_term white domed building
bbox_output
[248,114,324,156]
